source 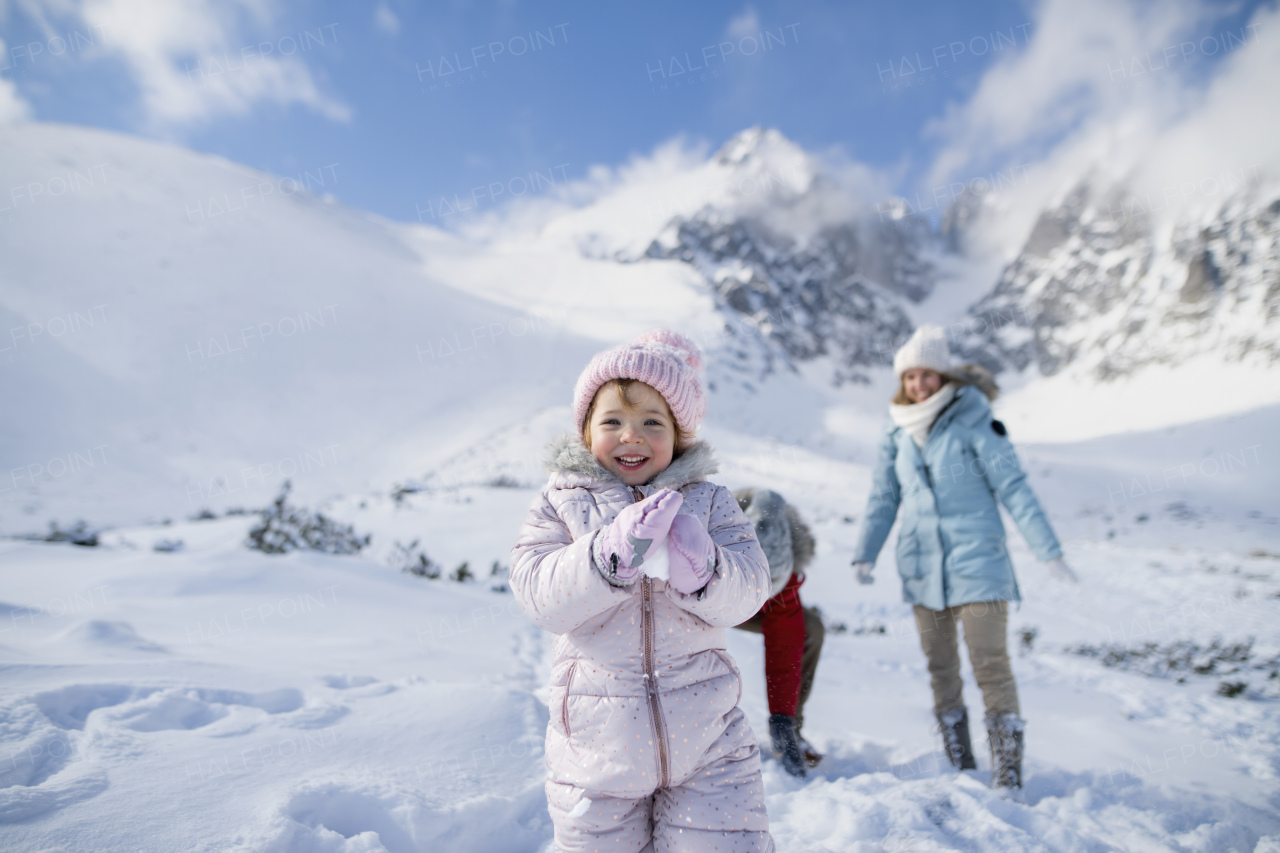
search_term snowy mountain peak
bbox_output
[535,127,819,263]
[712,126,816,196]
[713,126,776,164]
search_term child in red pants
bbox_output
[733,489,824,778]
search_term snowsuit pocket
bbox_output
[561,660,578,738]
[711,649,742,706]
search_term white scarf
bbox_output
[889,383,957,448]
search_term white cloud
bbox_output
[0,78,31,122]
[925,0,1209,187]
[20,0,350,129]
[0,38,35,122]
[1135,4,1280,198]
[373,2,400,37]
[726,6,760,41]
[924,0,1280,257]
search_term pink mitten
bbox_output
[666,514,717,595]
[593,490,683,586]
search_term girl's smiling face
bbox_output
[586,380,676,486]
[903,368,944,403]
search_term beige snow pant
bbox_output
[913,600,1019,718]
[545,713,774,852]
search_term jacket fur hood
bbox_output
[784,504,816,573]
[946,364,999,401]
[543,433,720,490]
[733,487,816,598]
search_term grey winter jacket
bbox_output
[851,382,1063,611]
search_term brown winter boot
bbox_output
[936,707,977,770]
[986,712,1025,789]
[797,734,823,768]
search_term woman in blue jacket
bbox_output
[851,325,1078,789]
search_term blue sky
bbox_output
[0,0,1267,224]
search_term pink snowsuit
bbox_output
[511,436,775,852]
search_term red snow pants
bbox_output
[733,574,823,725]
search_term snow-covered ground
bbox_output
[2,417,1278,852]
[3,122,1279,851]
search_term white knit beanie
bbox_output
[892,324,953,377]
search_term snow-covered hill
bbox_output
[0,123,604,531]
[4,122,1278,532]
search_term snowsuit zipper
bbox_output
[633,486,671,789]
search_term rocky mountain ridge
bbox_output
[956,180,1280,380]
[622,128,1280,387]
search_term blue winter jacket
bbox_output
[851,384,1062,611]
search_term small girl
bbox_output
[511,329,775,852]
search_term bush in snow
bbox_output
[389,539,441,578]
[489,560,510,592]
[1067,636,1279,699]
[391,483,424,506]
[821,616,886,636]
[246,481,370,556]
[35,520,99,547]
[450,561,474,583]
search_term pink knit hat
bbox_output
[573,329,707,435]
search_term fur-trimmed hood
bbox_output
[946,364,999,401]
[733,487,816,598]
[543,433,720,490]
[785,504,816,573]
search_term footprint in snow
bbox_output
[0,694,114,822]
[0,760,109,823]
[235,778,548,853]
[33,685,305,733]
[1,682,326,823]
[322,674,397,696]
[323,675,379,689]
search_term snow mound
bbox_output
[234,777,549,853]
[56,620,167,653]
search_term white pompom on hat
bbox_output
[892,324,953,377]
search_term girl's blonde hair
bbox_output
[582,378,691,455]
